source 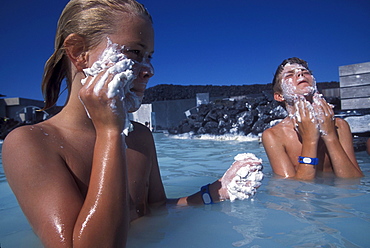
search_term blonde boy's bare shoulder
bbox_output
[5,121,55,142]
[4,124,43,146]
[2,122,61,162]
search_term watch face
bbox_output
[303,157,312,163]
[202,193,212,204]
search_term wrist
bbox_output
[200,184,213,205]
[96,128,123,137]
[96,129,126,148]
[298,156,318,166]
[321,133,338,142]
[302,137,319,144]
[201,181,223,204]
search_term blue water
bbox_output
[1,133,370,247]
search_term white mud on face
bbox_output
[81,38,141,135]
[280,63,317,104]
[280,63,334,136]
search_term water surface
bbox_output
[0,134,369,247]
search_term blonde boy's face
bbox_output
[88,14,154,103]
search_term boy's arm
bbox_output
[315,99,362,178]
[322,118,363,177]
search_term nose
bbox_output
[296,69,304,77]
[138,62,154,79]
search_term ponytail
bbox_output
[41,44,70,110]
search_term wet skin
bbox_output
[3,14,159,247]
[262,63,362,180]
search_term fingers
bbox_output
[314,98,335,123]
[79,68,127,124]
[294,97,316,124]
[320,98,334,118]
[293,97,322,141]
[310,96,337,137]
[81,70,117,102]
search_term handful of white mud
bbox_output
[81,38,140,135]
[291,93,334,136]
[220,153,263,202]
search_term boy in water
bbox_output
[262,57,362,180]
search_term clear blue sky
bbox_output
[1,0,369,105]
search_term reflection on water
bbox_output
[1,135,370,247]
[220,201,268,247]
[263,176,368,247]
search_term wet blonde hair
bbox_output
[42,0,152,109]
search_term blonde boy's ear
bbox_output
[63,33,87,71]
[274,92,284,102]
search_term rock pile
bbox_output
[169,92,288,136]
[142,82,339,103]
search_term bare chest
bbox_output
[283,134,332,172]
[60,135,153,220]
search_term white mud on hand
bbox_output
[81,38,141,135]
[220,153,263,202]
[292,93,334,136]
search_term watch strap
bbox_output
[201,184,213,205]
[298,156,318,166]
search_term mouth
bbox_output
[130,82,148,97]
[297,79,309,85]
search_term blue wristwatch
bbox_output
[298,156,318,166]
[201,184,213,205]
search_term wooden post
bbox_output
[339,62,370,110]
